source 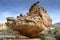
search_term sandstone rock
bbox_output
[6,1,52,38]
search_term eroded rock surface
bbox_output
[6,1,52,38]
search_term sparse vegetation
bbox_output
[38,26,60,40]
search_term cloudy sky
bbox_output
[0,0,60,24]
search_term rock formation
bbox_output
[6,1,52,38]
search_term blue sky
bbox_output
[0,0,60,24]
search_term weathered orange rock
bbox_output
[6,1,52,38]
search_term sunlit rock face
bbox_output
[6,1,52,38]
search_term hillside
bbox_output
[54,22,60,27]
[52,22,60,34]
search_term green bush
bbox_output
[38,34,56,40]
[38,34,45,40]
[44,36,56,40]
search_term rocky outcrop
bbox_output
[6,1,52,38]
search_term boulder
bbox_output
[6,1,52,38]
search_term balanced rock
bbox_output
[6,1,52,38]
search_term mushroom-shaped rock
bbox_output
[6,1,52,38]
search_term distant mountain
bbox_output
[53,22,60,27]
[54,22,60,25]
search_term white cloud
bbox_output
[0,12,12,18]
[0,11,19,23]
